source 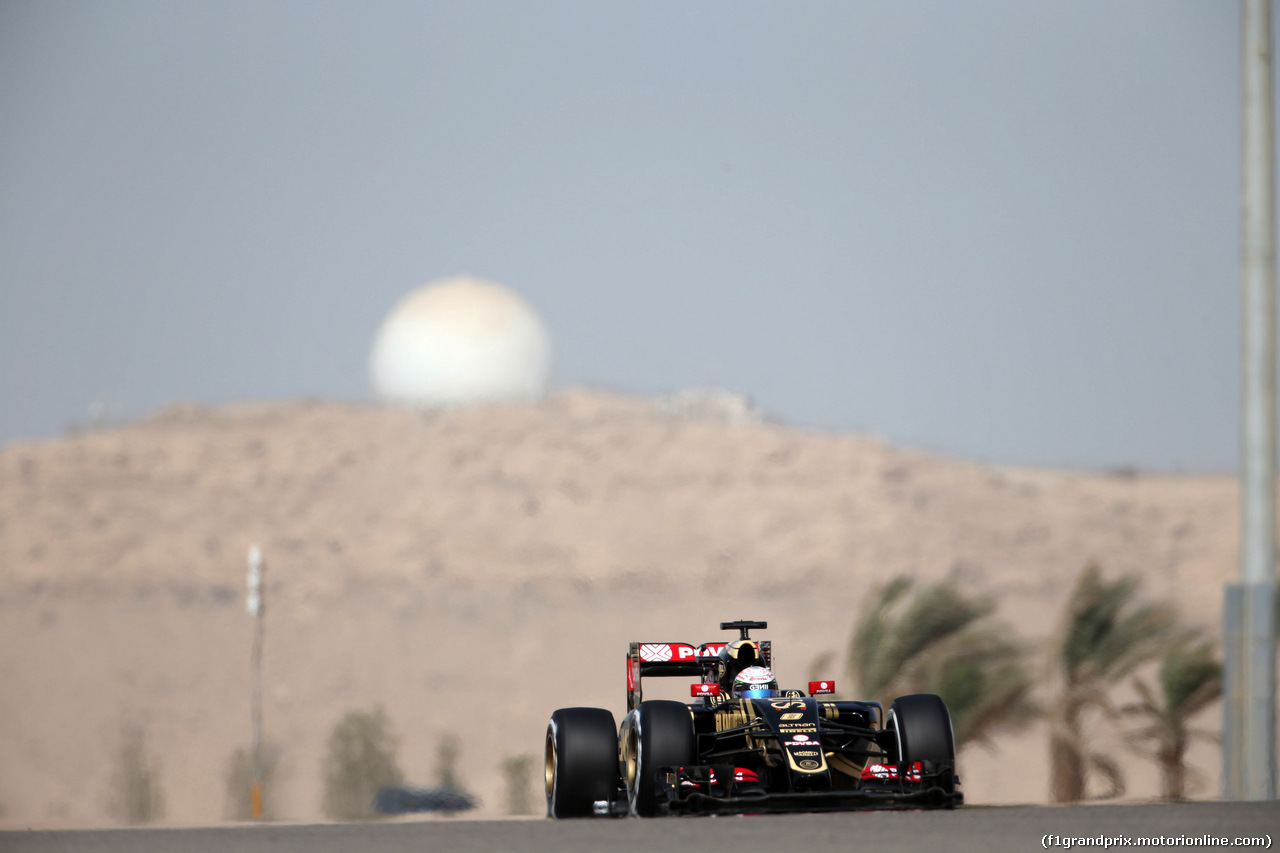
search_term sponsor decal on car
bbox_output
[638,643,700,662]
[639,643,672,661]
[704,767,761,786]
[861,762,923,782]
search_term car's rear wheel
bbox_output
[623,700,696,817]
[886,693,956,794]
[545,707,618,818]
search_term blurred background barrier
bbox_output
[373,786,478,815]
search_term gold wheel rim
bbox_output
[545,728,556,799]
[625,725,638,790]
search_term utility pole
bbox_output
[247,545,266,819]
[1226,0,1279,802]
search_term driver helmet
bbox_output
[732,665,779,698]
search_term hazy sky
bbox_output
[0,2,1255,470]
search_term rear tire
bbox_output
[545,707,618,818]
[623,700,696,817]
[886,693,956,794]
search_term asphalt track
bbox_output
[2,802,1275,853]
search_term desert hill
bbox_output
[0,389,1238,826]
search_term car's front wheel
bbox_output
[545,707,618,818]
[886,693,956,795]
[622,700,696,817]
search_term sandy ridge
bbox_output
[0,389,1238,826]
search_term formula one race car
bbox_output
[545,620,962,817]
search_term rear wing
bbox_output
[626,640,772,711]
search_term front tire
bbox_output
[886,693,956,794]
[545,707,618,818]
[622,700,696,817]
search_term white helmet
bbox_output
[732,665,779,698]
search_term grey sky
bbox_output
[0,1,1251,470]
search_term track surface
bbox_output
[2,802,1275,853]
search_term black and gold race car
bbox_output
[545,620,962,817]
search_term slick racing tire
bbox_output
[886,693,956,794]
[624,700,696,817]
[546,707,619,818]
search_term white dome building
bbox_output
[369,276,552,408]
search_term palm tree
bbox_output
[1048,561,1179,803]
[847,575,1038,748]
[1121,637,1222,801]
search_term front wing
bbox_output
[658,763,962,815]
[594,763,962,816]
